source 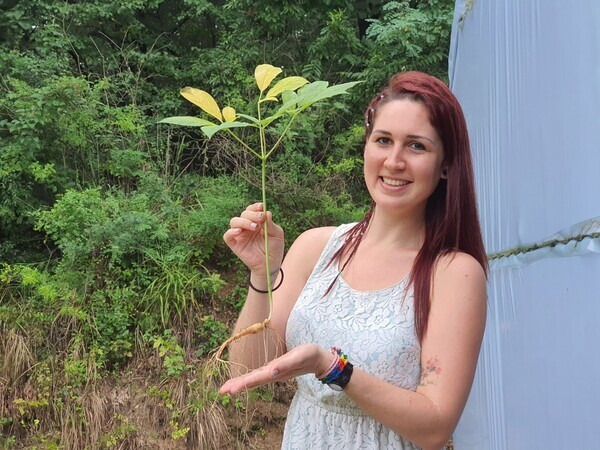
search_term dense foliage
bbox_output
[0,0,454,446]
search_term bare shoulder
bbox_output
[286,226,337,277]
[432,251,487,306]
[293,226,337,250]
[435,251,486,282]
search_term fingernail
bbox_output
[257,212,263,219]
[250,223,257,229]
[232,228,241,233]
[272,369,279,378]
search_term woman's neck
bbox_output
[363,206,426,251]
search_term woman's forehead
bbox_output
[373,100,437,134]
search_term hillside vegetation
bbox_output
[0,1,454,447]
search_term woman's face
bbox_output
[363,99,445,218]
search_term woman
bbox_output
[220,71,487,450]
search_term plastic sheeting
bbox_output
[448,1,600,448]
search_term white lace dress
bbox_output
[282,223,422,449]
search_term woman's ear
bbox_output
[441,167,448,179]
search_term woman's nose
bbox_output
[383,146,406,170]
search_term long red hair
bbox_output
[327,71,487,342]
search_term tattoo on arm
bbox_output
[419,356,442,386]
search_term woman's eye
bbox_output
[376,137,392,145]
[409,142,426,151]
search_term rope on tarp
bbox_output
[486,217,600,267]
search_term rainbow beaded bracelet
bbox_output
[317,347,354,390]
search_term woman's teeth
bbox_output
[382,177,409,186]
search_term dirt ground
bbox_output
[228,381,293,450]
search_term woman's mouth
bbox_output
[381,177,410,187]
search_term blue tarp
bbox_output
[449,1,600,448]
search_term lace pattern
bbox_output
[282,223,421,449]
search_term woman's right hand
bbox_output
[223,202,285,281]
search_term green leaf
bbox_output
[236,113,262,126]
[260,113,283,127]
[295,81,329,104]
[264,76,309,100]
[201,121,253,139]
[158,116,217,127]
[276,91,300,115]
[281,90,298,104]
[297,81,362,110]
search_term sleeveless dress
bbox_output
[282,223,422,449]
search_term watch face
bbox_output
[328,383,343,392]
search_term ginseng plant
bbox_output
[159,64,359,362]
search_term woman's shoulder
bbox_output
[286,225,348,276]
[436,251,486,275]
[292,226,338,252]
[432,251,487,305]
[294,222,358,249]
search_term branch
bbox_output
[226,130,262,160]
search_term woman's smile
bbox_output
[380,176,411,187]
[363,99,445,216]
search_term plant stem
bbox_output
[261,158,274,321]
[227,130,261,159]
[266,112,299,159]
[257,94,274,321]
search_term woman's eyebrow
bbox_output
[407,134,435,145]
[372,130,437,145]
[372,129,392,135]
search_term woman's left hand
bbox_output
[219,343,334,395]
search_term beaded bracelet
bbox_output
[248,268,284,294]
[316,350,340,380]
[318,347,350,385]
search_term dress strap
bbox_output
[310,223,357,275]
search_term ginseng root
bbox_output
[214,318,270,362]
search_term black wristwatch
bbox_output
[326,362,354,391]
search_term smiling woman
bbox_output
[363,99,446,219]
[221,72,487,450]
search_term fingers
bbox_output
[223,206,264,241]
[240,208,267,225]
[219,346,318,395]
[231,203,268,230]
[229,215,261,231]
[219,356,293,395]
[240,206,282,238]
[223,203,282,242]
[246,202,264,213]
[219,364,275,395]
[222,226,242,246]
[264,211,284,238]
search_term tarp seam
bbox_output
[487,232,600,260]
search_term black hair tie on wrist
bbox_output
[249,268,284,293]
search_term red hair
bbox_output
[327,71,487,342]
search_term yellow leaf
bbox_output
[265,76,309,100]
[254,64,282,92]
[222,106,236,122]
[180,87,222,122]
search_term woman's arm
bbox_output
[224,204,335,373]
[221,251,486,450]
[344,252,486,448]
